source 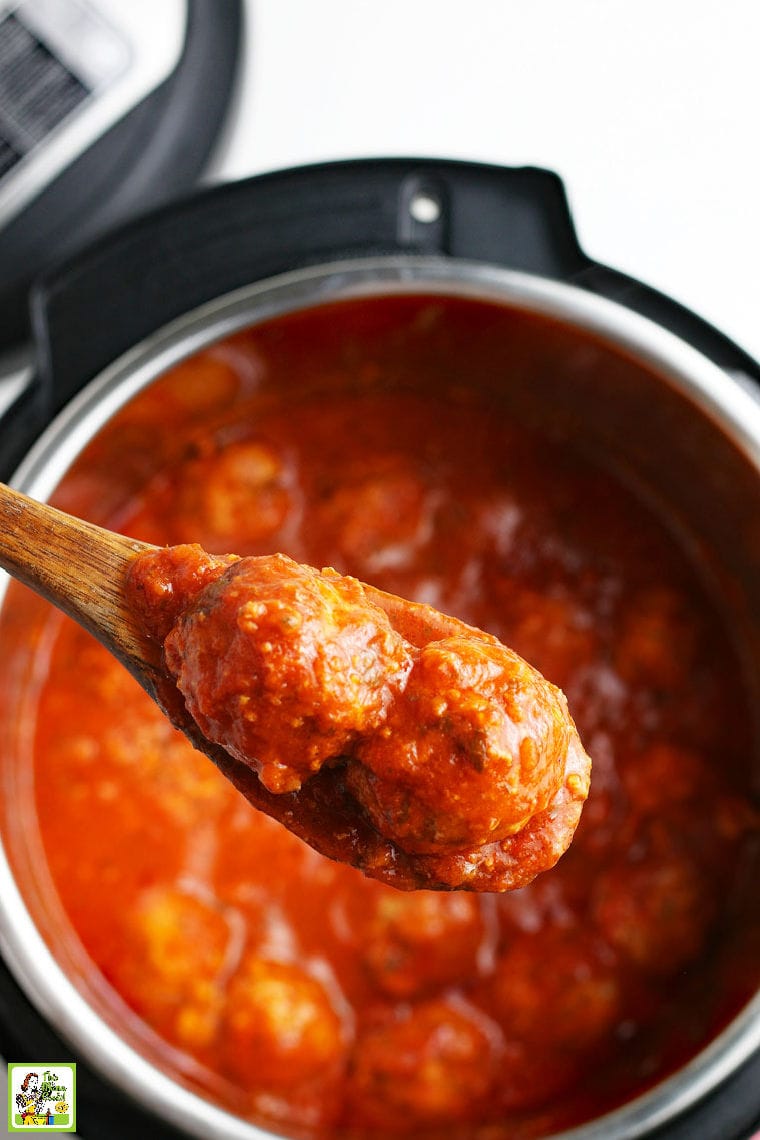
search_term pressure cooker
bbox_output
[0,158,758,1139]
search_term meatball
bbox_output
[620,744,757,855]
[346,635,575,853]
[356,887,486,997]
[350,999,497,1128]
[127,543,236,641]
[591,829,713,974]
[117,885,233,1050]
[490,927,621,1051]
[615,586,698,690]
[150,350,242,416]
[315,459,433,574]
[173,440,297,550]
[622,743,712,816]
[498,584,598,691]
[163,554,413,793]
[221,957,346,1090]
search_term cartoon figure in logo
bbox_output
[15,1071,48,1125]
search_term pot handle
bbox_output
[29,160,591,408]
[30,158,759,408]
[0,380,50,482]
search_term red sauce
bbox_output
[1,295,758,1138]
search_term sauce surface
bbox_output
[2,296,758,1138]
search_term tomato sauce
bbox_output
[1,295,758,1138]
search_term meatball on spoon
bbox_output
[0,482,590,891]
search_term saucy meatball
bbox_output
[615,586,698,690]
[346,635,574,853]
[316,459,433,574]
[158,552,412,793]
[173,440,297,551]
[222,957,346,1091]
[622,743,713,816]
[349,999,497,1128]
[497,584,598,691]
[619,744,757,857]
[134,350,242,419]
[116,886,232,1051]
[490,927,621,1051]
[591,830,712,974]
[354,887,486,997]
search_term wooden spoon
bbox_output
[0,481,589,891]
[0,481,466,715]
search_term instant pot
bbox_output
[0,0,243,356]
[0,158,759,1139]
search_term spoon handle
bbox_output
[0,481,157,681]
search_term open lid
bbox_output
[0,0,243,354]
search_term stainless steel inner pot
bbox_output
[0,256,759,1140]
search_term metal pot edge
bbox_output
[1,254,758,1140]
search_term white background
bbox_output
[210,0,760,364]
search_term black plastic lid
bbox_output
[0,0,243,355]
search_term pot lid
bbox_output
[0,0,242,355]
